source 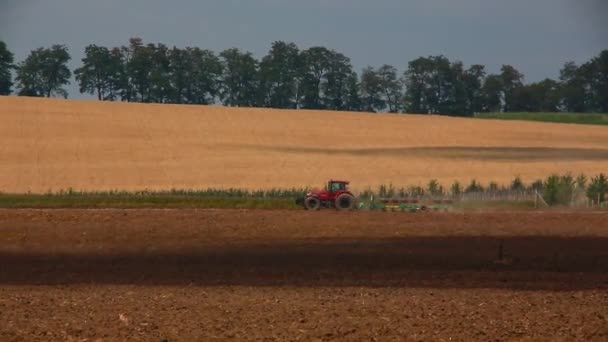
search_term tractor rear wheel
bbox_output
[304,197,321,210]
[335,193,355,211]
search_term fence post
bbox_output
[535,190,549,208]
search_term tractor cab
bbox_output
[328,180,349,193]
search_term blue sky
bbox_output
[1,0,606,98]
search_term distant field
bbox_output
[2,96,608,193]
[476,112,608,126]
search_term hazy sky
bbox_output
[1,0,606,98]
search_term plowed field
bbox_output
[3,96,608,192]
[1,209,607,340]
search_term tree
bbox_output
[543,174,575,206]
[500,64,524,112]
[299,46,331,110]
[587,174,608,204]
[125,38,154,102]
[344,71,362,111]
[188,47,223,104]
[259,41,301,109]
[168,47,223,105]
[116,40,137,102]
[75,44,122,100]
[402,56,466,115]
[461,64,486,114]
[0,41,14,95]
[377,65,403,113]
[148,43,171,103]
[167,47,189,104]
[588,50,608,112]
[299,46,356,111]
[423,56,450,115]
[322,51,356,110]
[219,48,259,107]
[427,179,443,196]
[558,61,588,112]
[359,67,384,112]
[443,61,469,116]
[16,45,71,98]
[512,79,560,112]
[481,74,503,112]
[402,56,435,114]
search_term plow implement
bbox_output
[359,198,452,212]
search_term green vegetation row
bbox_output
[1,39,607,116]
[0,188,308,209]
[476,112,608,126]
[1,174,607,209]
[362,174,608,207]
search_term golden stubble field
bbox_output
[2,96,608,193]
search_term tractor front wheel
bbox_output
[304,197,321,210]
[335,193,355,211]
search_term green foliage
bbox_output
[0,40,14,95]
[511,79,561,112]
[319,51,356,111]
[4,174,608,209]
[377,65,403,113]
[587,174,608,204]
[397,187,407,198]
[465,179,484,193]
[0,188,308,209]
[589,50,608,113]
[259,41,301,109]
[529,179,544,192]
[298,46,358,111]
[75,45,123,100]
[219,48,260,107]
[360,66,385,112]
[510,177,525,191]
[0,194,296,209]
[408,186,425,198]
[476,112,608,126]
[427,179,443,197]
[359,188,374,200]
[16,45,71,98]
[499,64,524,112]
[481,75,503,112]
[360,65,402,113]
[357,174,608,208]
[377,184,396,198]
[575,174,587,190]
[4,38,607,114]
[450,181,462,196]
[403,55,468,115]
[543,174,575,206]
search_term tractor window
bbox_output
[330,182,346,192]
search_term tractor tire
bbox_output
[304,197,321,210]
[335,193,355,211]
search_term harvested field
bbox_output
[2,96,608,193]
[1,209,607,340]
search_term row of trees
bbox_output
[1,39,607,115]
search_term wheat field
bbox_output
[2,96,608,193]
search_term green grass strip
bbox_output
[0,194,299,209]
[476,112,608,126]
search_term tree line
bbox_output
[1,38,607,115]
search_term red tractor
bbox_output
[296,180,356,211]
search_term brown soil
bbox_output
[1,209,608,341]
